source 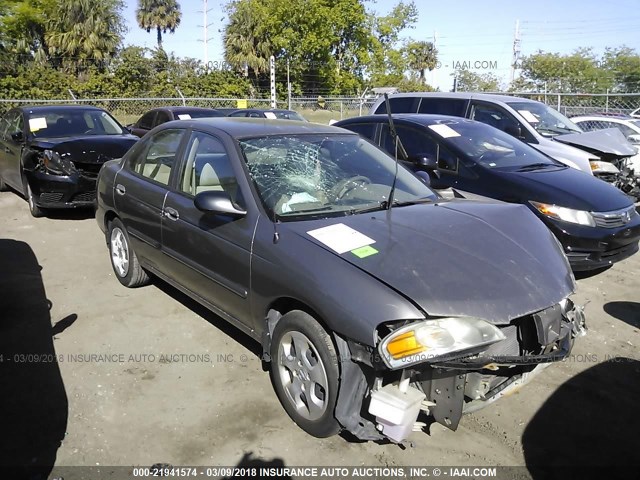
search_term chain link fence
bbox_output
[1,93,639,124]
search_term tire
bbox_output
[23,178,45,218]
[0,174,8,192]
[270,310,341,438]
[108,217,150,288]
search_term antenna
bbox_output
[383,93,406,210]
[198,0,215,65]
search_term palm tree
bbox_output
[405,40,437,84]
[136,0,182,50]
[223,1,270,76]
[46,0,125,73]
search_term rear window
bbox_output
[418,98,467,117]
[374,97,417,114]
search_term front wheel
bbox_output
[270,310,341,438]
[23,178,45,218]
[108,218,150,288]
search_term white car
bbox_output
[571,114,640,175]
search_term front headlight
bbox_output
[39,150,76,175]
[530,201,596,227]
[378,317,506,369]
[589,160,619,174]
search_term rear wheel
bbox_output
[270,310,341,438]
[108,218,150,288]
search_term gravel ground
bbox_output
[0,190,638,480]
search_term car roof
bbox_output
[381,92,542,105]
[18,104,107,113]
[571,114,634,121]
[172,117,355,137]
[154,106,221,113]
[337,113,476,127]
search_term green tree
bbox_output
[453,68,501,92]
[404,40,437,84]
[0,0,56,62]
[223,0,271,76]
[602,46,640,93]
[136,0,182,50]
[513,48,610,93]
[367,1,419,85]
[46,0,126,74]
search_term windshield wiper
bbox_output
[392,197,435,207]
[517,162,560,172]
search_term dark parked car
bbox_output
[128,106,226,137]
[225,108,307,121]
[96,117,585,443]
[336,114,640,271]
[0,105,139,217]
[370,92,640,192]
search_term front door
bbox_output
[161,130,255,327]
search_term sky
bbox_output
[121,0,640,92]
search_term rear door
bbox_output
[114,127,187,269]
[161,130,255,326]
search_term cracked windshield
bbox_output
[240,134,436,219]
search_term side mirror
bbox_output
[414,171,431,186]
[505,125,523,139]
[409,154,437,170]
[627,134,640,145]
[194,190,246,217]
[10,131,23,142]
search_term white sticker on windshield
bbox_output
[29,117,47,131]
[518,110,539,123]
[428,124,460,138]
[177,114,191,120]
[264,112,277,119]
[307,223,375,254]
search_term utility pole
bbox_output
[287,59,291,110]
[270,56,276,108]
[431,30,438,88]
[198,0,214,66]
[510,20,521,85]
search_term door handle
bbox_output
[164,207,179,221]
[4,147,10,153]
[115,184,126,196]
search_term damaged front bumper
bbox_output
[334,300,586,443]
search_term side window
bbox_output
[374,97,417,114]
[155,111,172,125]
[392,125,438,160]
[436,144,458,172]
[418,98,467,117]
[180,132,242,206]
[615,123,636,138]
[575,120,594,131]
[471,103,527,140]
[138,111,156,130]
[130,128,184,185]
[2,111,20,139]
[344,123,377,141]
[229,111,248,117]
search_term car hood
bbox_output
[29,135,138,163]
[492,165,634,211]
[284,200,575,324]
[554,128,637,157]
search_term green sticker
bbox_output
[351,245,378,258]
